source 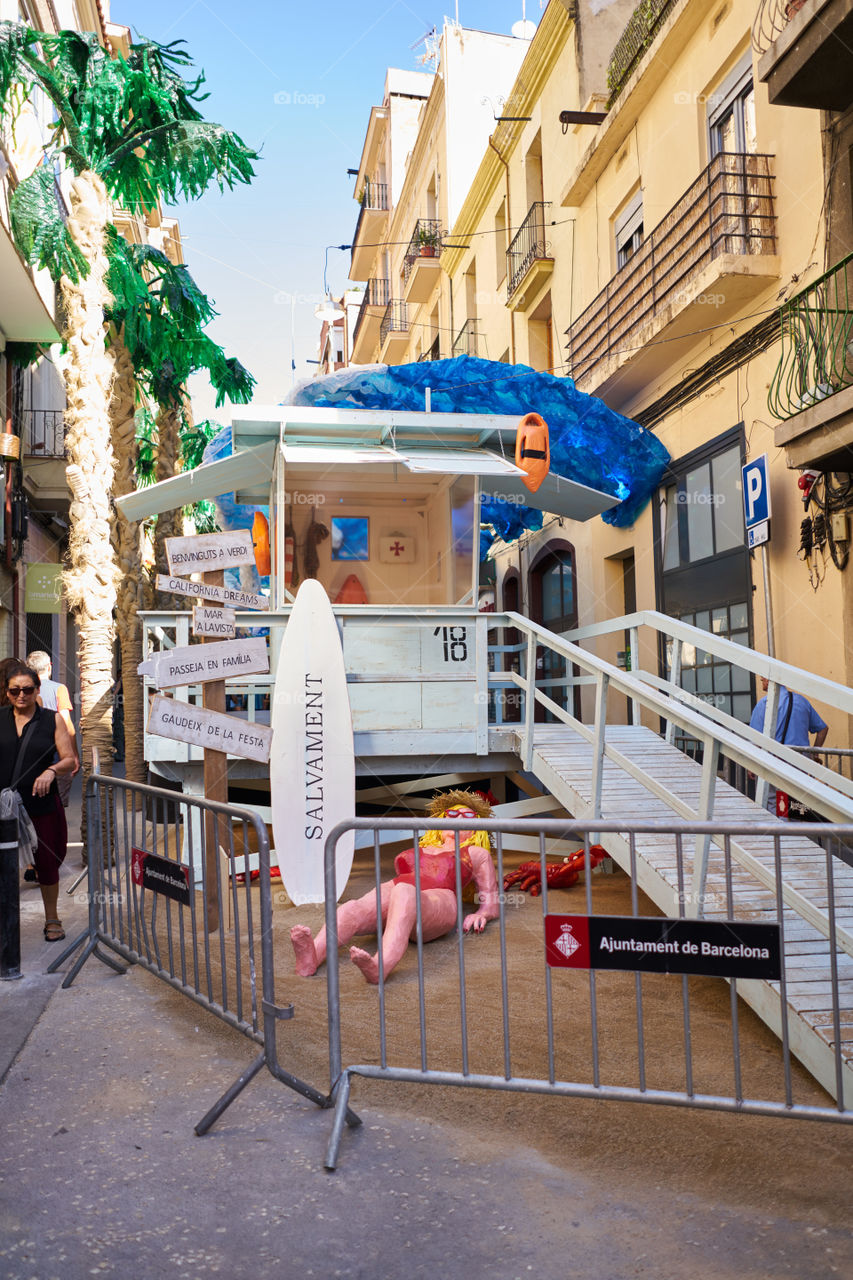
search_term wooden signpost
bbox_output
[147,531,267,932]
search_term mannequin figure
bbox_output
[290,790,499,984]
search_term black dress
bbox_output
[0,705,67,884]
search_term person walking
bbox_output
[750,677,828,814]
[1,660,77,940]
[26,651,79,805]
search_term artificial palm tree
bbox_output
[0,23,256,816]
[105,235,255,781]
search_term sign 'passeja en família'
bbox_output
[138,635,269,687]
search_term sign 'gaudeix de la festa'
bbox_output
[148,694,272,763]
[164,529,256,575]
[155,573,269,612]
[192,606,236,638]
[138,636,269,688]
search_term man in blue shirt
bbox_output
[749,677,828,814]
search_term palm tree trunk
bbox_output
[60,171,119,852]
[109,331,146,786]
[153,401,184,608]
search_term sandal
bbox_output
[44,920,65,942]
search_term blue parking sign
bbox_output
[742,454,771,529]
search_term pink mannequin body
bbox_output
[290,828,500,984]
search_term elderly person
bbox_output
[290,790,500,984]
[26,650,79,805]
[0,660,76,941]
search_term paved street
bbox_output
[2,777,853,1280]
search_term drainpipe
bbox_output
[488,135,516,365]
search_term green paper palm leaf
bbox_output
[10,167,89,281]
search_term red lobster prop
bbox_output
[503,845,608,896]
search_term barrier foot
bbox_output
[324,1071,356,1172]
[47,931,129,988]
[195,1051,266,1135]
[267,1055,352,1117]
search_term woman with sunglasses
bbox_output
[0,660,77,941]
[290,790,500,984]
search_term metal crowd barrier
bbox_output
[323,816,853,1169]
[49,771,360,1136]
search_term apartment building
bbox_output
[348,23,532,369]
[439,0,846,740]
[0,2,184,702]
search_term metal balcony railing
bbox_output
[767,252,853,421]
[506,202,551,301]
[566,152,776,386]
[753,0,808,55]
[403,219,443,282]
[22,408,65,458]
[379,299,409,348]
[607,0,679,105]
[417,335,441,362]
[452,319,479,357]
[352,277,390,348]
[352,179,389,249]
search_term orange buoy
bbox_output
[514,412,550,493]
[334,573,368,604]
[252,511,271,577]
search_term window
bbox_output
[708,56,756,157]
[529,542,579,722]
[661,440,745,569]
[615,191,644,269]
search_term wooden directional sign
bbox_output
[165,529,256,575]
[148,694,272,763]
[192,606,236,638]
[155,573,269,612]
[138,636,269,688]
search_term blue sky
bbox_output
[123,0,541,422]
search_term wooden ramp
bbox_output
[522,723,853,1105]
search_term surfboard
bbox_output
[270,579,355,905]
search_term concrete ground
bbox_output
[1,775,852,1280]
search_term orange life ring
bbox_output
[514,412,550,493]
[334,573,368,604]
[252,512,271,577]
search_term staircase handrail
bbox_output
[565,608,853,717]
[501,610,853,823]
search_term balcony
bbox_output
[379,300,410,363]
[506,202,554,311]
[351,277,390,363]
[350,179,389,281]
[417,334,441,362]
[754,0,853,111]
[21,408,69,514]
[402,220,443,306]
[769,253,853,470]
[606,0,679,107]
[565,152,779,407]
[452,319,479,358]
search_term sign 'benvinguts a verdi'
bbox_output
[164,529,257,574]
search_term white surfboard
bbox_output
[270,579,355,905]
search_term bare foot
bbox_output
[350,946,381,984]
[291,925,319,977]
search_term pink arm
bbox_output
[463,844,500,934]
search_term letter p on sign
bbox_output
[742,454,771,529]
